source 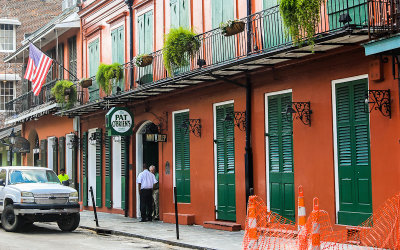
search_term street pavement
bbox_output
[79,211,244,250]
[0,222,189,250]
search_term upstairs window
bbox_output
[0,81,15,111]
[0,19,20,52]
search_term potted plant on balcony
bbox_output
[79,78,92,88]
[133,54,153,67]
[50,80,77,109]
[163,27,201,76]
[96,63,123,95]
[280,0,323,48]
[219,19,245,36]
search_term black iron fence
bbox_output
[9,0,397,113]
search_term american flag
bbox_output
[24,43,53,96]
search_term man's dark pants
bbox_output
[140,189,153,220]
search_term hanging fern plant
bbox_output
[96,63,123,95]
[51,80,77,109]
[279,0,323,48]
[163,27,201,76]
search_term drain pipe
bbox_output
[245,0,254,202]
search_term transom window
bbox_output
[0,81,14,111]
[0,24,15,51]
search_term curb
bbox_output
[79,225,216,250]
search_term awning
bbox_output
[54,12,80,29]
[0,74,21,81]
[364,34,400,56]
[0,125,21,140]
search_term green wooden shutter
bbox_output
[95,128,103,207]
[216,103,236,221]
[68,36,77,81]
[121,136,128,209]
[40,139,47,168]
[71,136,77,190]
[211,0,234,63]
[336,79,372,226]
[267,93,295,222]
[59,137,65,173]
[174,112,191,203]
[53,137,58,173]
[88,38,100,101]
[111,26,125,94]
[105,132,112,208]
[170,0,179,29]
[82,132,88,206]
[327,0,368,30]
[179,0,190,28]
[58,43,64,79]
[137,11,154,85]
[262,0,289,50]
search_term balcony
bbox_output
[56,0,396,116]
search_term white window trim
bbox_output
[0,81,17,112]
[0,23,17,52]
[331,74,369,224]
[264,89,292,211]
[213,100,234,218]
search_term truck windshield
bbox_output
[8,169,60,184]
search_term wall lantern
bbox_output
[88,133,98,145]
[9,129,16,145]
[283,102,312,126]
[181,119,201,137]
[364,89,391,118]
[224,111,246,131]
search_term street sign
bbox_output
[105,107,134,136]
[145,134,167,142]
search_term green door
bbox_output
[95,128,103,207]
[111,26,125,94]
[336,79,372,226]
[88,38,100,102]
[262,0,290,50]
[211,0,235,64]
[267,93,295,222]
[82,132,88,206]
[137,11,153,85]
[215,103,236,221]
[105,132,112,208]
[327,0,368,30]
[174,111,191,203]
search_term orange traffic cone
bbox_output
[298,186,307,250]
[247,197,258,249]
[298,185,306,230]
[311,197,321,250]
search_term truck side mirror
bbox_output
[0,179,5,186]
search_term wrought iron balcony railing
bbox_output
[5,79,59,119]
[368,0,400,38]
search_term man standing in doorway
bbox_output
[149,165,159,220]
[137,163,158,222]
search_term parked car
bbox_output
[0,166,80,232]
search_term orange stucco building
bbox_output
[4,0,400,234]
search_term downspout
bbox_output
[245,0,254,203]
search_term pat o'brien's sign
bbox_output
[105,107,134,136]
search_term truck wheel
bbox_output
[1,204,21,232]
[57,213,80,232]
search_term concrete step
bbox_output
[163,213,195,225]
[203,221,241,231]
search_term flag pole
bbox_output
[27,41,80,82]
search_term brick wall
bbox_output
[0,0,63,128]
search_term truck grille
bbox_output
[34,193,69,205]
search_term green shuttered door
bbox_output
[82,132,88,206]
[137,11,153,84]
[59,137,65,173]
[327,0,368,30]
[336,79,372,226]
[267,93,295,222]
[121,136,128,209]
[111,26,125,94]
[88,39,100,101]
[211,0,235,64]
[174,112,191,203]
[262,0,290,50]
[53,137,58,173]
[105,132,112,208]
[96,128,103,207]
[216,104,236,221]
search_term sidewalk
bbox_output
[79,211,244,250]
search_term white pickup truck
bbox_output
[0,166,80,232]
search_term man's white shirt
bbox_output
[137,169,158,189]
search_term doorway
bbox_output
[135,121,159,217]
